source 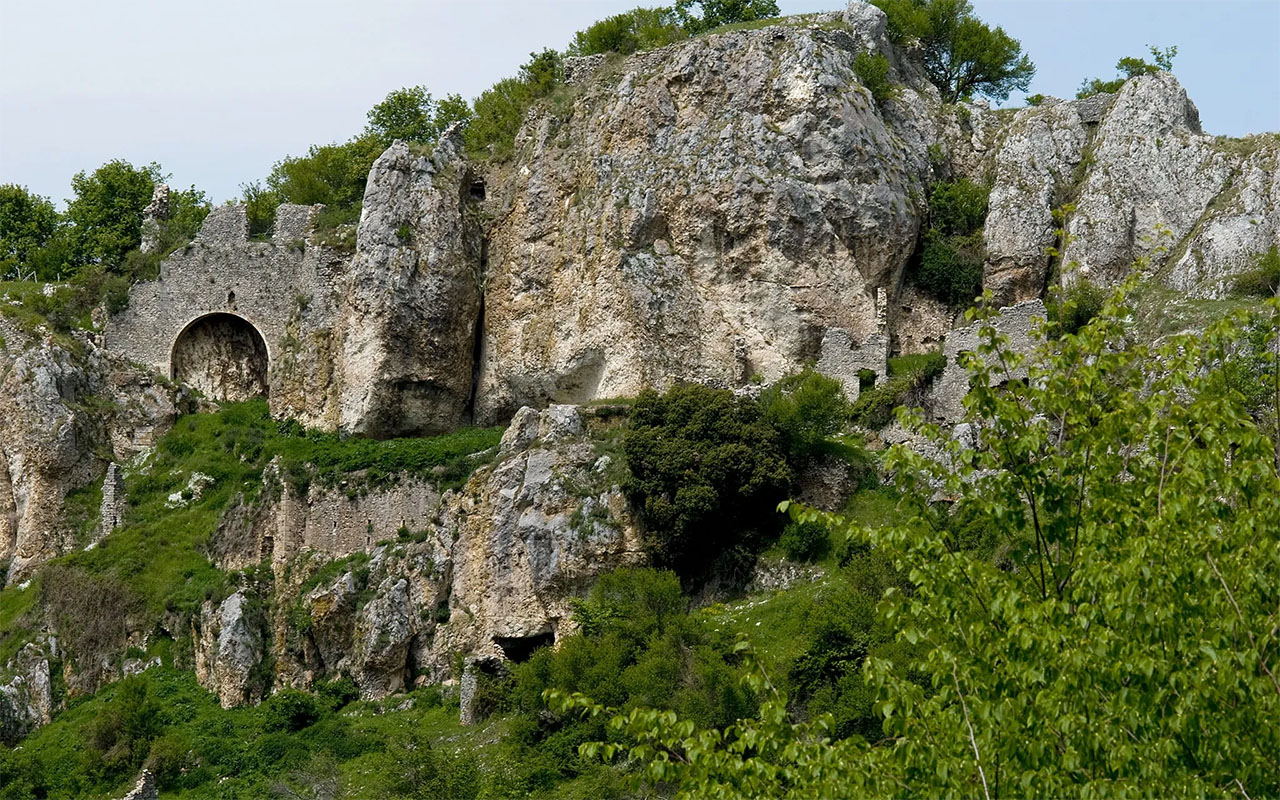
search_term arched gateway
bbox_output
[171,313,269,401]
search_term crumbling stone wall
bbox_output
[816,329,889,400]
[930,299,1046,423]
[104,204,347,423]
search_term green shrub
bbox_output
[853,51,895,105]
[1232,245,1280,297]
[1025,93,1048,106]
[887,350,946,378]
[850,352,944,429]
[1078,45,1177,98]
[758,369,851,463]
[568,7,685,55]
[261,689,322,733]
[778,520,831,562]
[676,0,781,34]
[1048,277,1107,336]
[465,49,564,161]
[916,232,983,306]
[624,384,792,581]
[908,179,990,307]
[928,178,989,237]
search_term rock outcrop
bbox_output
[0,644,52,744]
[982,73,1279,301]
[0,318,177,584]
[474,11,942,421]
[190,404,639,704]
[338,131,484,437]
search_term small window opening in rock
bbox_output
[494,632,554,663]
[857,369,878,393]
[469,180,486,201]
[227,290,236,306]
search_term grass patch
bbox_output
[0,400,503,671]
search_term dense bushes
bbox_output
[911,178,990,306]
[624,384,792,581]
[758,368,851,463]
[465,49,564,161]
[850,351,946,428]
[567,7,686,55]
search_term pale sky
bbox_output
[2,0,1278,206]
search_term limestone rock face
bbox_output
[0,319,177,584]
[195,591,265,708]
[475,20,940,422]
[983,100,1089,303]
[1062,74,1235,285]
[0,644,52,744]
[233,404,642,703]
[427,405,642,673]
[339,134,483,437]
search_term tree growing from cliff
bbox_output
[561,286,1280,797]
[1078,45,1177,98]
[64,159,161,269]
[873,0,1034,103]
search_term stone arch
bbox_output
[171,313,269,401]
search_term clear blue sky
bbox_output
[1,0,1277,206]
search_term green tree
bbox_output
[758,369,851,463]
[1078,45,1177,97]
[623,383,792,582]
[365,85,437,145]
[466,50,565,161]
[565,285,1280,797]
[873,0,1035,103]
[64,159,160,268]
[0,185,61,278]
[674,0,780,33]
[568,6,686,55]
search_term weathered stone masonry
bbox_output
[103,204,349,424]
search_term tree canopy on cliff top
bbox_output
[873,0,1035,103]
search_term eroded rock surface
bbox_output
[475,15,941,421]
[339,132,483,437]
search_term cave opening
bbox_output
[171,313,269,402]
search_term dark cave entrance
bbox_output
[171,313,269,402]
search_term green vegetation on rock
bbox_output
[1078,44,1177,98]
[873,0,1035,102]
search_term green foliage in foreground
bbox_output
[562,285,1280,798]
[1078,44,1177,98]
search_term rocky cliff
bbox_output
[193,404,638,706]
[2,0,1278,740]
